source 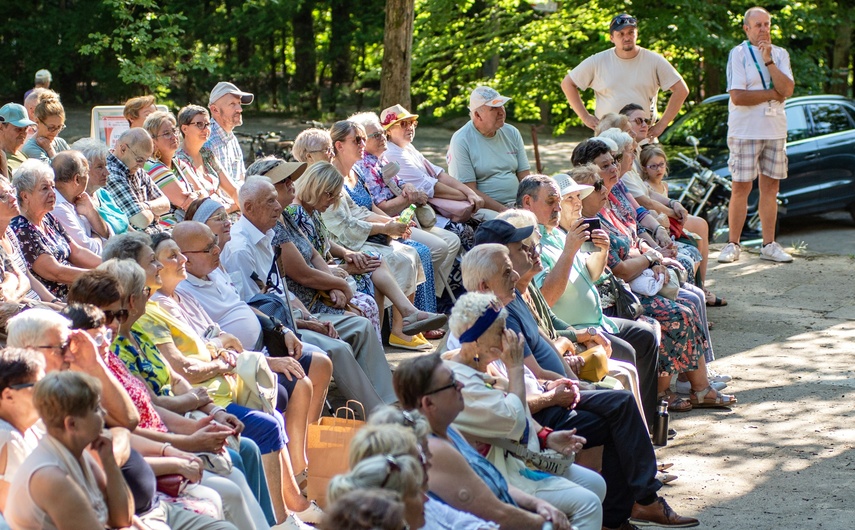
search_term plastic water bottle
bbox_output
[398,204,417,225]
[652,400,669,446]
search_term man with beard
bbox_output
[205,82,253,184]
[561,14,688,140]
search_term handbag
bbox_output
[379,161,437,229]
[600,272,644,320]
[577,345,610,382]
[235,350,279,415]
[155,474,189,497]
[306,401,366,509]
[428,197,476,223]
[658,268,681,300]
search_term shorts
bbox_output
[727,137,788,182]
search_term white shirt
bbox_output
[175,267,263,350]
[220,215,277,301]
[0,419,42,483]
[726,42,792,140]
[384,141,440,198]
[51,192,111,254]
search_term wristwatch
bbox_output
[586,327,598,339]
[764,60,774,67]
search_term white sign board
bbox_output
[90,105,170,149]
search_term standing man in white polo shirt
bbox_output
[447,86,531,214]
[561,14,688,140]
[205,81,253,184]
[718,6,794,264]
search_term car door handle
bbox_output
[804,152,820,160]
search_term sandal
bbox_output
[658,390,692,412]
[689,386,737,408]
[401,310,448,336]
[705,289,728,307]
[423,328,446,340]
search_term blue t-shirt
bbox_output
[504,290,567,376]
[444,427,517,506]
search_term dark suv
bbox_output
[659,94,855,231]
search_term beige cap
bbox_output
[209,82,254,106]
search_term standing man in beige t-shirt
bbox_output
[561,14,689,140]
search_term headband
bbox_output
[458,303,502,343]
[192,198,223,224]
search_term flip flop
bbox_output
[705,291,728,307]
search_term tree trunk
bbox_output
[828,19,851,96]
[292,0,319,112]
[380,0,415,110]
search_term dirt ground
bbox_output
[65,108,855,528]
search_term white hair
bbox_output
[12,159,53,199]
[238,175,275,211]
[591,134,620,153]
[327,453,423,505]
[349,111,382,132]
[7,308,71,349]
[448,292,507,338]
[461,244,507,292]
[596,128,634,151]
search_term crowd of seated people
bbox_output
[0,76,743,530]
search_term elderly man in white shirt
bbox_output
[216,177,397,412]
[50,151,112,254]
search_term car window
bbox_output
[659,99,729,149]
[786,106,811,142]
[808,103,854,137]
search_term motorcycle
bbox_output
[672,136,732,242]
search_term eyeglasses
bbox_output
[155,128,180,140]
[40,121,66,134]
[424,374,459,396]
[8,381,36,390]
[127,145,148,166]
[633,117,651,126]
[207,211,229,223]
[309,147,334,157]
[521,242,543,257]
[366,131,385,140]
[189,121,211,130]
[399,120,418,129]
[35,339,70,355]
[592,179,605,192]
[92,328,114,347]
[614,153,624,163]
[323,190,339,200]
[183,234,219,254]
[103,308,130,325]
[0,189,14,202]
[380,455,402,488]
[644,162,667,170]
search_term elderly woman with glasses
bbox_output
[70,138,129,235]
[4,371,134,530]
[20,94,69,164]
[571,157,737,412]
[11,159,101,301]
[143,111,210,225]
[174,105,240,213]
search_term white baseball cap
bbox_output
[468,86,511,112]
[209,82,254,106]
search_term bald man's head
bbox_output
[174,221,220,277]
[115,128,153,173]
[51,151,88,191]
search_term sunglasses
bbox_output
[593,179,605,192]
[7,381,35,391]
[424,374,459,396]
[633,117,652,126]
[103,308,130,325]
[520,242,543,257]
[612,15,637,26]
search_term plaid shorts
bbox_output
[727,137,788,182]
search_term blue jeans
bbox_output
[229,437,276,526]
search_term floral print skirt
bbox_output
[638,293,704,376]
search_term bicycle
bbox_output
[235,131,295,162]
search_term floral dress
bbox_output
[344,171,437,312]
[598,208,704,376]
[11,213,73,300]
[273,213,381,340]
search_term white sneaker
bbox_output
[294,500,324,525]
[717,242,741,263]
[760,241,793,263]
[272,513,314,530]
[707,368,732,383]
[675,379,727,395]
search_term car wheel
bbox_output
[847,203,855,224]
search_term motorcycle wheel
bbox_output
[705,205,729,243]
[744,212,780,241]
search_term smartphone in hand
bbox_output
[580,217,601,252]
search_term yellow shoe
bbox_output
[389,333,434,351]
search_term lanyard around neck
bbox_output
[744,41,770,90]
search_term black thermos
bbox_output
[652,400,669,446]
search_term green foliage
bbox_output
[79,0,216,98]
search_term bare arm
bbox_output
[30,467,121,530]
[153,340,232,384]
[464,182,507,212]
[729,88,783,106]
[278,241,351,294]
[648,79,689,138]
[31,253,89,285]
[561,74,599,130]
[68,238,102,269]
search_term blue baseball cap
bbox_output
[474,219,534,246]
[0,103,36,127]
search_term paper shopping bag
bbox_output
[306,401,365,508]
